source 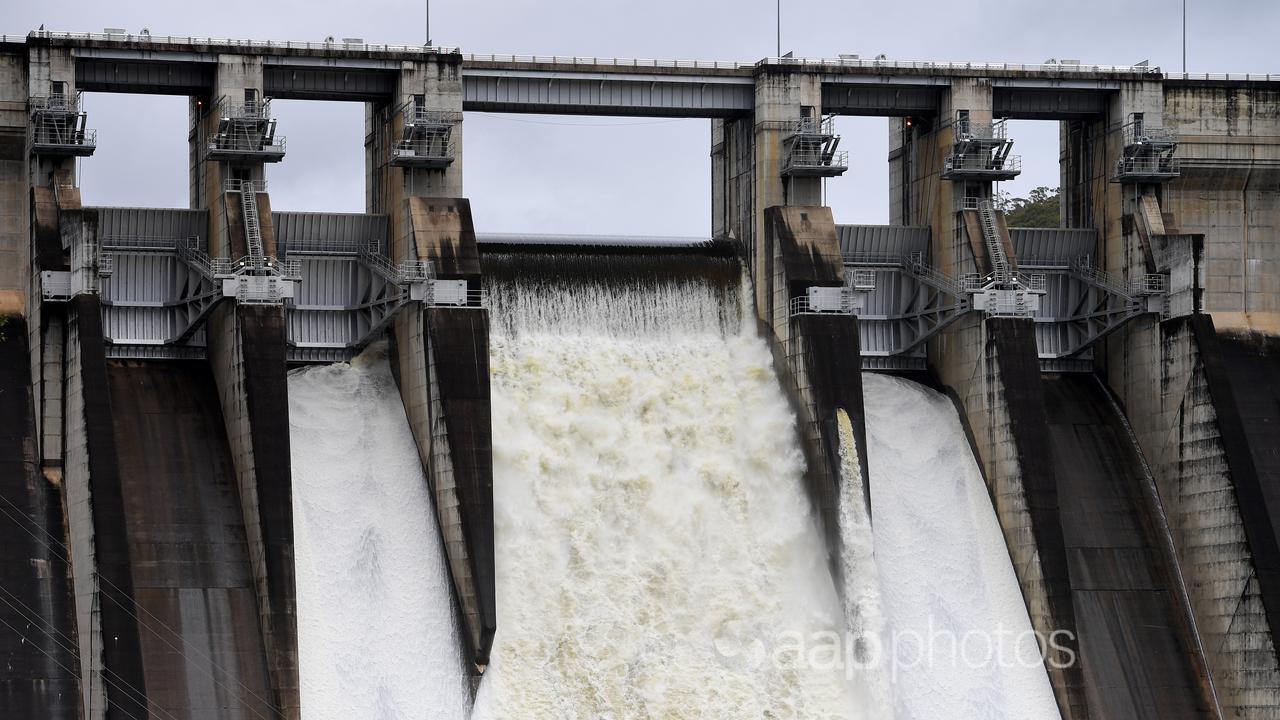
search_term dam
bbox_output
[1,28,1279,720]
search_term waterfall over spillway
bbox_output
[474,253,857,719]
[861,373,1059,719]
[288,347,472,720]
[835,409,894,716]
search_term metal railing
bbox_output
[358,246,432,285]
[848,269,876,290]
[393,138,456,160]
[25,31,1280,80]
[977,199,1010,278]
[208,132,286,154]
[101,235,199,251]
[217,98,270,119]
[906,256,967,297]
[785,149,848,170]
[961,196,983,211]
[791,116,837,136]
[1070,259,1133,298]
[841,251,911,266]
[464,53,752,70]
[30,91,81,114]
[1115,156,1180,176]
[32,127,96,148]
[843,251,968,297]
[1122,121,1176,146]
[429,285,486,308]
[279,236,363,255]
[1165,72,1280,82]
[13,32,1274,78]
[1132,273,1168,295]
[403,106,460,125]
[273,258,302,279]
[222,178,268,193]
[240,182,264,259]
[962,271,1046,293]
[955,118,1008,140]
[1020,273,1047,293]
[24,30,461,55]
[761,55,1160,75]
[466,52,1160,74]
[944,153,1022,173]
[176,238,219,277]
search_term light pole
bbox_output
[426,0,432,47]
[777,0,781,57]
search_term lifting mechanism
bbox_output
[781,115,848,177]
[30,85,96,157]
[941,112,1020,181]
[960,198,1046,318]
[796,191,1170,369]
[205,94,286,162]
[220,179,299,304]
[1113,113,1179,182]
[389,98,457,168]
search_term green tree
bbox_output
[1000,186,1060,228]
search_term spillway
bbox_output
[474,252,857,718]
[861,373,1059,719]
[288,347,471,719]
[107,360,274,718]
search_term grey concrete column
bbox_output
[750,67,822,314]
[193,53,300,720]
[24,44,76,191]
[366,52,465,263]
[191,54,267,258]
[710,114,754,258]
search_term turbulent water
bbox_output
[861,373,1059,720]
[289,346,471,720]
[835,409,894,716]
[473,254,856,719]
[284,251,1059,720]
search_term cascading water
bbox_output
[835,409,894,716]
[861,373,1059,719]
[288,345,471,720]
[473,252,857,719]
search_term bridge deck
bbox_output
[5,31,1226,117]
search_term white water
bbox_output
[474,264,857,719]
[835,409,894,717]
[861,373,1059,720]
[289,346,471,720]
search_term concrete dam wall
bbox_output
[105,360,274,718]
[0,316,79,718]
[6,28,1280,720]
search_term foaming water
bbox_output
[835,410,894,716]
[289,345,471,720]
[862,373,1059,719]
[474,253,856,719]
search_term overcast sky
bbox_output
[9,0,1278,236]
